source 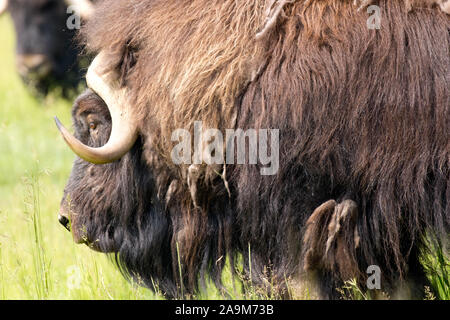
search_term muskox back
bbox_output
[235,0,449,297]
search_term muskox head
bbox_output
[56,53,179,295]
[58,86,168,254]
[56,53,146,250]
[1,0,93,96]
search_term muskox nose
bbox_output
[16,54,52,79]
[58,214,70,231]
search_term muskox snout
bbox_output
[16,54,52,80]
[58,214,70,232]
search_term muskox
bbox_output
[55,0,449,299]
[0,0,93,97]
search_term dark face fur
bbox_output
[60,89,168,255]
[8,0,81,96]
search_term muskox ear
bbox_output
[0,0,8,16]
[65,0,94,19]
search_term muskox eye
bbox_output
[89,122,97,130]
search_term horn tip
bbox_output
[54,116,63,131]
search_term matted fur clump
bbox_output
[64,0,450,298]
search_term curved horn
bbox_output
[0,0,8,16]
[65,0,94,19]
[55,52,138,164]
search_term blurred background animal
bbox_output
[0,0,93,98]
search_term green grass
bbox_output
[0,14,158,300]
[0,14,448,300]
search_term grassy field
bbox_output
[0,14,163,300]
[0,14,448,300]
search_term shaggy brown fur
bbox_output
[232,0,449,297]
[61,0,450,298]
